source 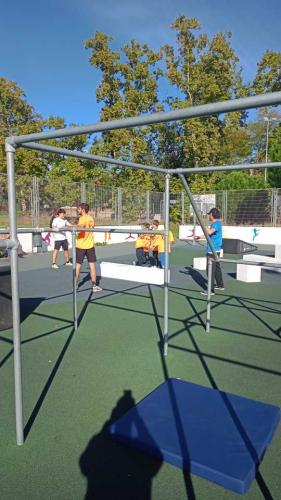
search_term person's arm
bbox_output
[88,216,95,228]
[207,222,217,235]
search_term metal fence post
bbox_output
[146,190,150,221]
[272,189,278,226]
[80,182,87,203]
[117,187,122,225]
[222,190,227,224]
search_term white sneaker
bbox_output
[92,285,103,293]
[52,263,59,269]
[214,286,224,290]
[200,291,215,296]
[64,261,73,267]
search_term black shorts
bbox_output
[76,247,96,264]
[54,239,68,251]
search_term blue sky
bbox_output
[0,0,280,125]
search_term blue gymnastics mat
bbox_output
[109,379,280,494]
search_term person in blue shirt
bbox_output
[201,207,224,295]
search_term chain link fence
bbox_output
[0,174,281,227]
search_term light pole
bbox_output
[264,116,278,183]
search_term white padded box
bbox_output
[236,264,261,282]
[193,257,207,271]
[243,254,281,273]
[275,245,281,260]
[97,262,169,285]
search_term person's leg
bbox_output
[76,248,84,283]
[76,262,82,282]
[153,250,159,267]
[62,239,71,265]
[63,249,70,262]
[52,248,59,266]
[214,261,224,288]
[87,248,102,292]
[89,262,97,283]
[136,248,145,265]
[158,252,165,269]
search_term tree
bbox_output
[216,171,266,190]
[0,77,47,176]
[268,125,281,187]
[85,32,162,189]
[253,51,281,94]
[163,16,247,173]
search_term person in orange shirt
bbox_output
[75,203,102,293]
[135,222,151,266]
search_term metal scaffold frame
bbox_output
[4,90,281,445]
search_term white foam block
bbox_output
[237,264,261,282]
[243,254,281,273]
[97,262,169,285]
[275,245,281,260]
[193,257,207,271]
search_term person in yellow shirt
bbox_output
[154,230,175,269]
[135,223,151,266]
[76,203,102,293]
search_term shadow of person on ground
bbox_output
[79,390,162,500]
[180,266,207,290]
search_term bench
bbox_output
[96,261,169,285]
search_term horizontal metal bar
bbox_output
[173,161,281,175]
[221,258,281,268]
[19,143,281,177]
[0,238,18,249]
[19,142,167,174]
[7,91,281,145]
[0,227,165,235]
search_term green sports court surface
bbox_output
[0,241,280,499]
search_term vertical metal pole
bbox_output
[81,182,86,203]
[206,257,213,333]
[72,229,78,330]
[272,189,277,227]
[117,188,122,225]
[163,174,170,356]
[146,190,150,221]
[6,142,24,445]
[31,177,35,227]
[36,176,39,226]
[222,190,226,224]
[265,118,269,183]
[193,212,196,245]
[181,191,185,225]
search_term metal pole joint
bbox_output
[5,139,17,153]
